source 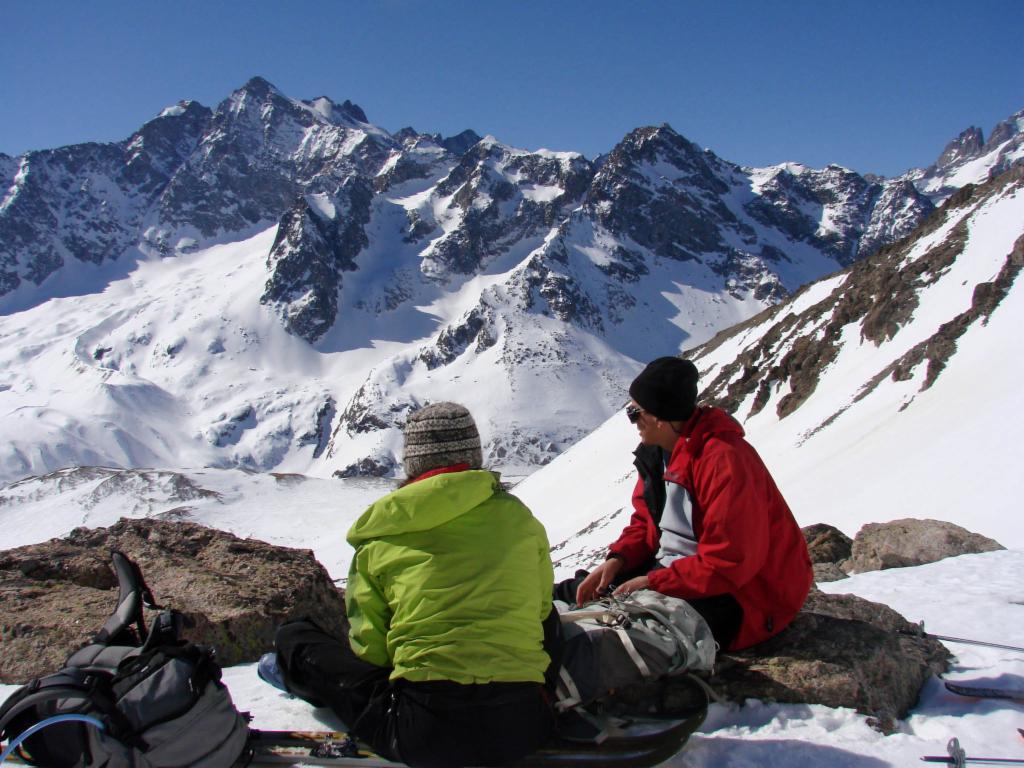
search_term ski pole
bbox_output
[902,622,1024,653]
[921,738,1024,767]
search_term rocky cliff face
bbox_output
[908,108,1024,202]
[1,78,953,318]
[694,164,1024,429]
[0,100,211,296]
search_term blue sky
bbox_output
[2,1,1021,177]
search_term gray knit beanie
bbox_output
[402,402,483,479]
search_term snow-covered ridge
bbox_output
[518,166,1024,560]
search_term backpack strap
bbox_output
[610,623,653,677]
[0,669,126,741]
[92,551,163,647]
[0,714,106,765]
[554,667,584,713]
[65,552,168,672]
[0,673,88,739]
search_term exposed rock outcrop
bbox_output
[846,518,1004,574]
[711,590,949,730]
[803,523,853,564]
[802,523,855,583]
[801,518,1004,582]
[616,590,949,732]
[0,518,345,684]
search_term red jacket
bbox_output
[608,407,812,650]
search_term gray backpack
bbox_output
[0,552,250,767]
[554,591,717,712]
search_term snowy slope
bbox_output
[518,166,1024,560]
[908,108,1024,203]
[0,229,377,483]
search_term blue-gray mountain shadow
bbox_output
[682,736,890,767]
[0,250,148,316]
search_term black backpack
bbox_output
[0,551,250,767]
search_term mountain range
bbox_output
[1,77,1021,482]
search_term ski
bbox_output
[921,737,1024,766]
[944,681,1024,702]
[248,712,702,767]
[903,623,1024,653]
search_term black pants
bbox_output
[274,620,555,768]
[553,564,744,649]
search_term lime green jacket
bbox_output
[345,469,554,684]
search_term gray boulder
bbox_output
[0,518,346,684]
[803,523,854,583]
[803,523,853,564]
[847,518,1004,573]
[812,561,850,583]
[613,590,949,732]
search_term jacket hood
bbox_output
[347,469,501,546]
[681,406,745,459]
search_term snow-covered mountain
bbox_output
[0,78,1020,482]
[907,108,1024,203]
[516,163,1024,563]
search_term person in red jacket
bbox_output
[569,356,813,651]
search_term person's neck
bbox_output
[655,433,681,453]
[656,408,702,452]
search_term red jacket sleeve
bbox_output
[647,439,771,598]
[607,475,658,571]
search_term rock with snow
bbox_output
[261,179,374,342]
[908,108,1024,203]
[0,101,211,296]
[613,590,949,731]
[714,590,949,730]
[699,165,1024,427]
[846,518,1004,574]
[0,518,345,683]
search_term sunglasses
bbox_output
[625,405,644,424]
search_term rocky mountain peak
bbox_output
[337,98,369,124]
[237,75,280,100]
[302,96,370,126]
[906,104,1024,204]
[935,126,985,169]
[985,108,1024,151]
[438,129,483,156]
[220,76,302,123]
[604,123,704,169]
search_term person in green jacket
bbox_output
[273,402,558,768]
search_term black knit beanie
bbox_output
[628,357,699,421]
[402,402,483,479]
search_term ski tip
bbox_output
[1018,727,1024,739]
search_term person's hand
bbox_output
[575,558,624,605]
[613,575,650,598]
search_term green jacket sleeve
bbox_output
[536,518,554,621]
[346,544,392,668]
